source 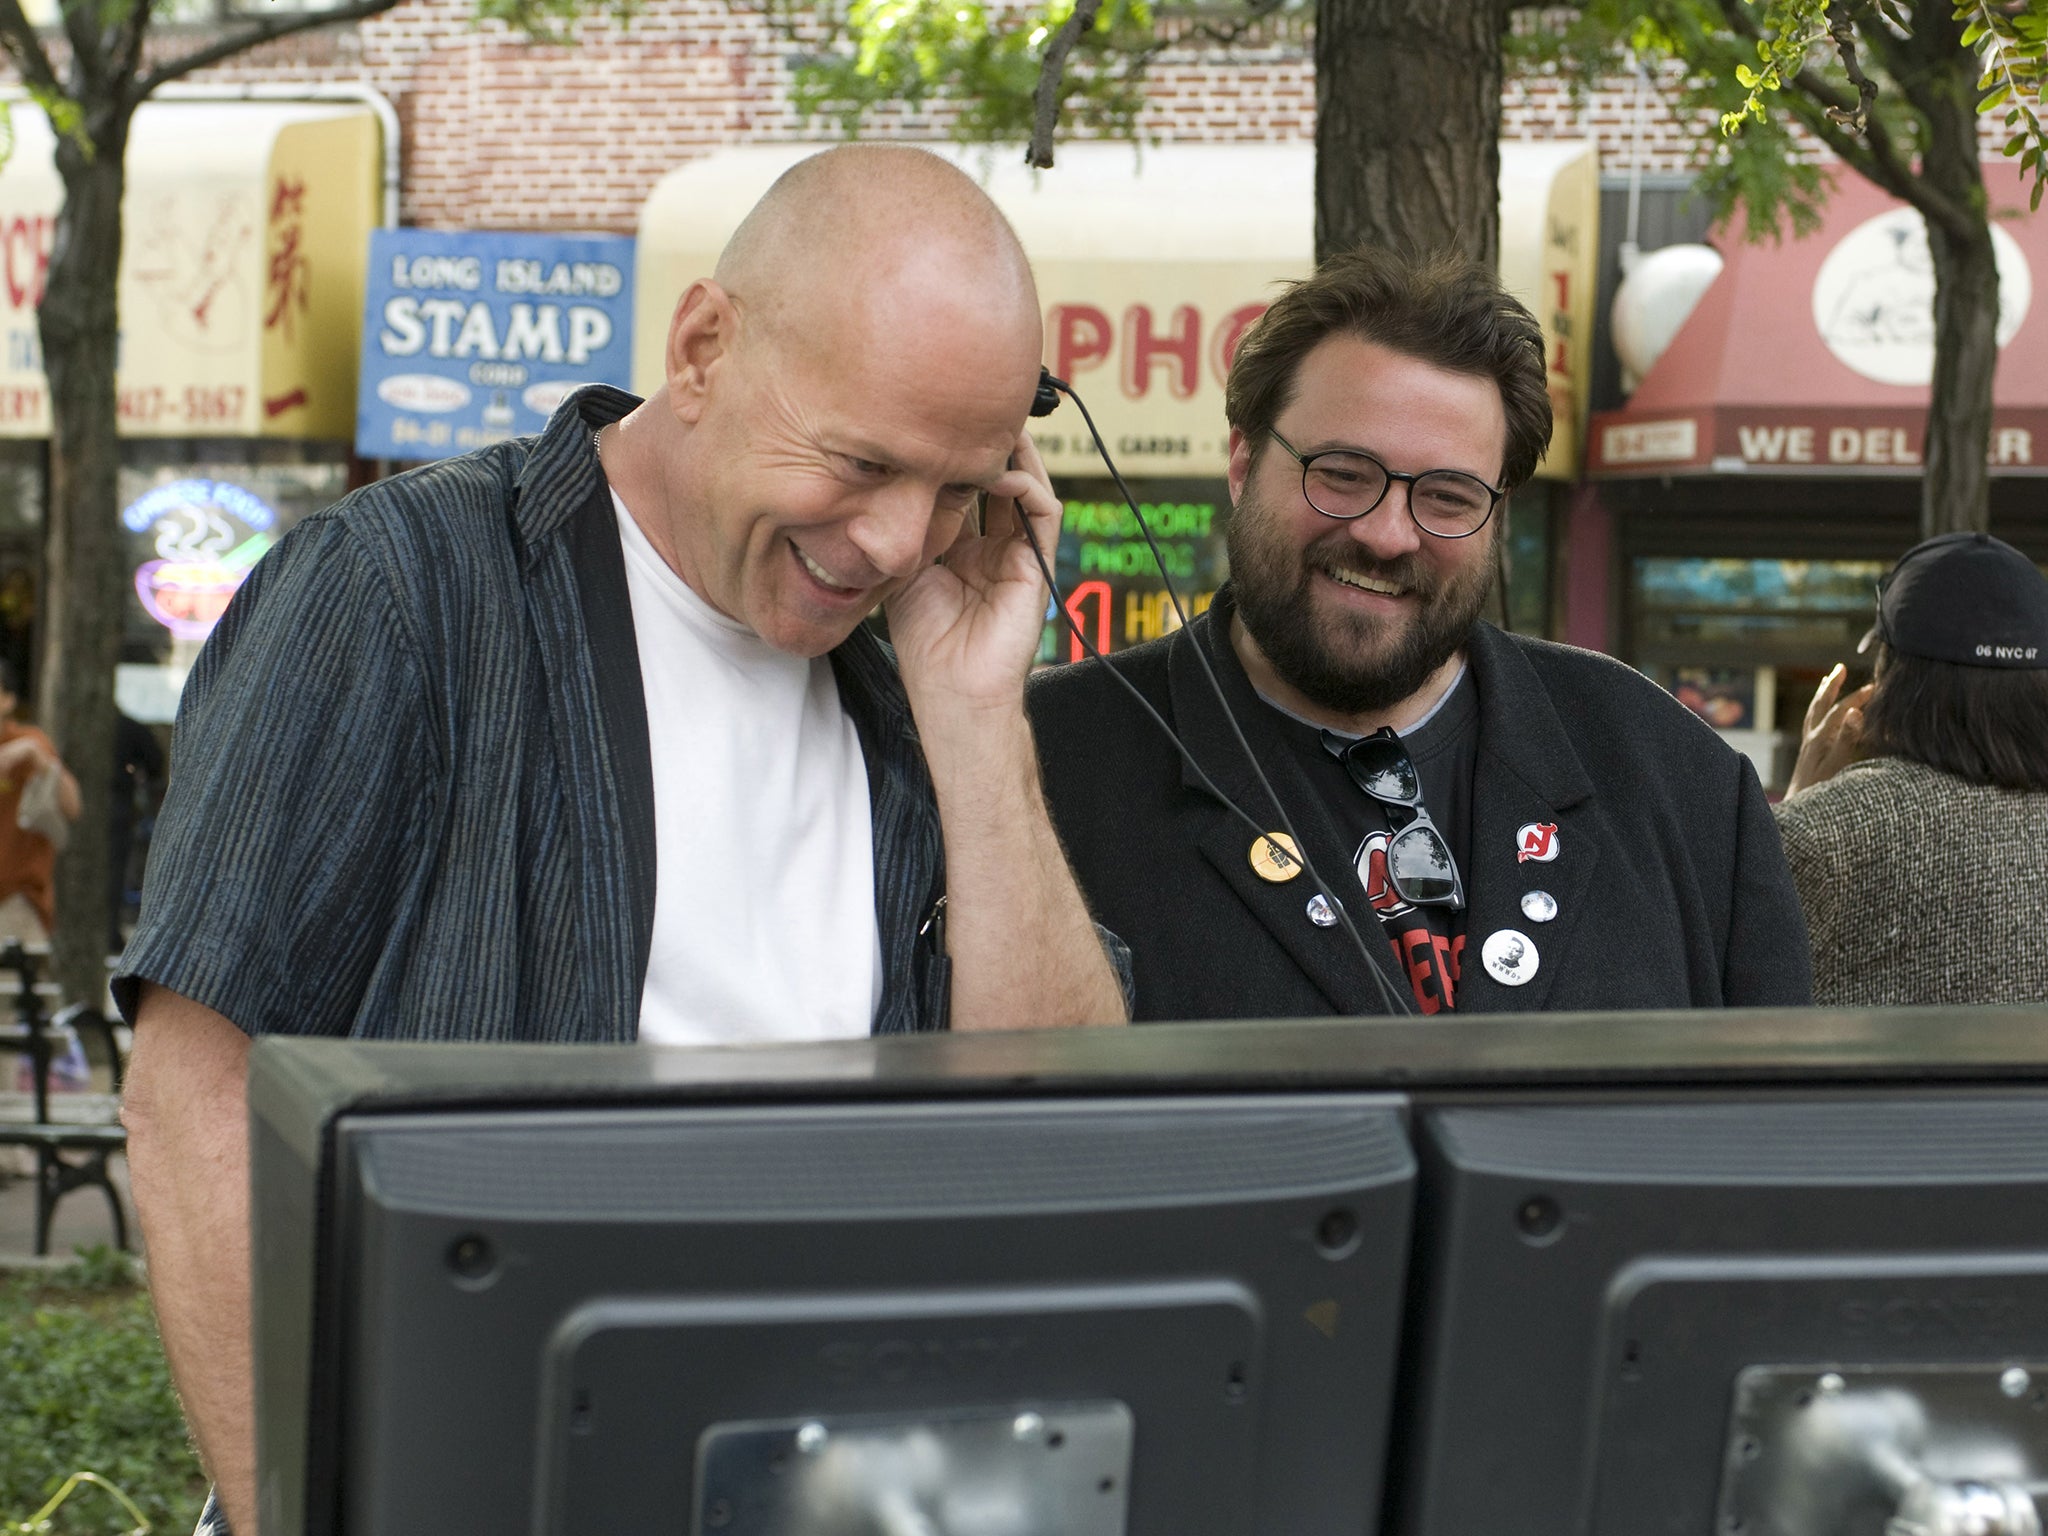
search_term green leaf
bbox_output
[2034,179,2045,212]
[1982,85,2013,114]
[1961,19,1985,48]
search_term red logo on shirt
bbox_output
[1517,822,1559,863]
[1356,832,1411,917]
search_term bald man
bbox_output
[117,146,1127,1536]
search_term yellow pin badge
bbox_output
[1250,832,1303,883]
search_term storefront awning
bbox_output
[633,141,1598,481]
[0,98,382,440]
[1588,169,2048,478]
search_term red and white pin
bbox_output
[1516,822,1560,864]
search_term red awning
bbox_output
[1588,169,2048,477]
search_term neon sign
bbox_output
[124,478,278,642]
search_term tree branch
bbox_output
[1824,0,1878,131]
[114,0,160,103]
[59,0,110,97]
[137,0,402,94]
[1708,0,1979,242]
[0,0,67,101]
[1174,0,1287,51]
[1026,0,1103,168]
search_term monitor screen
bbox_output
[1392,1093,2048,1536]
[249,1042,1416,1536]
[249,1014,2048,1536]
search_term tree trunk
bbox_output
[39,102,135,1009]
[1875,7,1996,537]
[1311,0,1514,265]
[1921,211,1998,538]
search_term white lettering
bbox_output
[419,298,468,356]
[393,255,481,291]
[1739,425,1789,462]
[494,259,623,298]
[451,304,501,359]
[566,305,612,365]
[380,296,425,356]
[501,304,564,363]
[1993,428,2033,466]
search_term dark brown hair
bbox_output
[1224,246,1554,490]
[1862,642,2048,791]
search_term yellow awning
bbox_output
[0,99,381,440]
[633,141,1598,481]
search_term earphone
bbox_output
[1030,368,1062,419]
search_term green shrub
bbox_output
[0,1249,206,1535]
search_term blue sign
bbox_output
[356,229,635,460]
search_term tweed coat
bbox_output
[1774,755,2048,1006]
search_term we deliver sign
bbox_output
[357,229,634,460]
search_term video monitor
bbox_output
[248,1038,1417,1536]
[1392,1092,2048,1536]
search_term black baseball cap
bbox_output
[1859,532,2048,668]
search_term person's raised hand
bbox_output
[884,428,1061,720]
[1785,662,1873,797]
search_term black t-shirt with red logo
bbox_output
[1268,673,1479,1013]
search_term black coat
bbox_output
[1027,610,1813,1020]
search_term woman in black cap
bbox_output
[1774,532,2048,1005]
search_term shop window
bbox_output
[1499,485,1553,639]
[1038,478,1231,664]
[1631,556,1889,792]
[1631,556,1886,665]
[117,456,349,723]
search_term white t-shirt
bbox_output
[613,493,881,1044]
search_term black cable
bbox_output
[1026,376,1414,1018]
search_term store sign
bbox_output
[0,101,380,440]
[1812,211,2031,386]
[1026,288,1277,478]
[358,230,634,460]
[634,142,1599,483]
[124,478,278,642]
[1597,410,2041,472]
[1598,417,1699,467]
[1039,492,1229,660]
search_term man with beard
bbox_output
[1028,247,1810,1018]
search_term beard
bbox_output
[1225,483,1495,716]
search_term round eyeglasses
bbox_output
[1270,430,1502,539]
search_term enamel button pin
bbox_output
[1481,929,1540,986]
[1521,890,1558,924]
[1306,894,1339,927]
[1250,832,1304,883]
[1516,822,1560,863]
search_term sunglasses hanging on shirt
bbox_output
[1323,727,1465,910]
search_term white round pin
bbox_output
[1481,928,1540,986]
[1306,894,1339,928]
[1521,890,1558,924]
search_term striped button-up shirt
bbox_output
[116,386,954,1041]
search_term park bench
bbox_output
[0,942,129,1256]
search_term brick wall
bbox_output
[21,4,2038,231]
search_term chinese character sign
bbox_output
[357,229,635,460]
